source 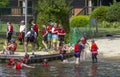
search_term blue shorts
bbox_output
[74,52,81,58]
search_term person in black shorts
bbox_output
[42,25,48,52]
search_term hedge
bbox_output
[70,15,90,27]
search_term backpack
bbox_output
[29,30,35,42]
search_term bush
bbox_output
[70,15,90,27]
[90,6,109,21]
[106,2,120,22]
[98,21,120,28]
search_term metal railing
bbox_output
[0,7,33,16]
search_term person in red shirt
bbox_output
[6,22,14,42]
[42,25,48,52]
[31,21,40,50]
[90,39,98,63]
[57,24,66,47]
[74,40,84,64]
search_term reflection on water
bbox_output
[1,57,120,77]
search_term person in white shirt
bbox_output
[19,20,26,45]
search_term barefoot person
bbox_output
[42,24,48,52]
[1,38,17,55]
[74,40,84,64]
[90,39,98,63]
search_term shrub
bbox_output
[90,6,109,21]
[70,15,90,27]
[106,2,120,22]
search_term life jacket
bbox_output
[33,24,38,33]
[43,62,49,67]
[8,25,13,32]
[16,62,22,69]
[18,32,23,40]
[74,43,81,52]
[91,43,98,51]
[7,58,15,66]
[42,28,47,36]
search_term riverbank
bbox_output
[87,35,120,58]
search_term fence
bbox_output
[69,24,94,46]
[0,7,33,16]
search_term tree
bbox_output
[106,2,120,22]
[35,0,72,46]
[0,0,9,7]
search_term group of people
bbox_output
[74,33,99,64]
[3,20,66,55]
[2,20,99,65]
[42,22,66,52]
[2,20,39,55]
[59,33,99,64]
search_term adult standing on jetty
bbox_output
[6,22,14,42]
[24,28,37,55]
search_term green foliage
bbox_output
[106,2,120,22]
[35,0,71,46]
[70,15,90,27]
[0,0,9,7]
[98,21,120,28]
[90,6,109,21]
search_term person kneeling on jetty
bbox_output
[13,58,35,69]
[1,38,17,55]
[59,44,68,63]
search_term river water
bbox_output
[0,57,120,77]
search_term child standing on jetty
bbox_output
[90,39,98,63]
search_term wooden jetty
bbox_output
[0,52,74,63]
